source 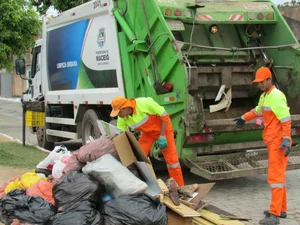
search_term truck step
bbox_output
[46,117,76,125]
[46,129,78,139]
[187,150,300,180]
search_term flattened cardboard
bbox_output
[113,131,160,197]
[125,131,150,164]
[113,131,151,167]
[113,132,136,167]
[191,183,215,207]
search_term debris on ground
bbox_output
[0,131,247,225]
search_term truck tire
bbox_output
[36,126,54,150]
[82,109,101,145]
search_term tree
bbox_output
[283,1,290,7]
[0,0,40,69]
[30,0,89,14]
[31,0,52,15]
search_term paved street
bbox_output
[0,98,37,145]
[0,98,300,225]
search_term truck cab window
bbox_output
[31,46,41,79]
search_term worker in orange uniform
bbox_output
[234,67,291,225]
[110,96,184,186]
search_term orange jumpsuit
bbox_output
[117,97,184,186]
[243,86,291,216]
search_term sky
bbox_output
[46,6,58,16]
[272,0,289,5]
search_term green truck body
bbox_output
[114,0,300,179]
[18,0,300,180]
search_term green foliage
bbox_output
[31,0,52,15]
[0,142,48,169]
[0,0,41,69]
[278,0,300,8]
[30,0,89,14]
[52,0,89,12]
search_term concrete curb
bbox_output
[0,96,21,103]
[0,133,51,153]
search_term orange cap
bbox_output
[252,67,272,83]
[110,96,127,117]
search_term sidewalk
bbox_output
[0,97,21,103]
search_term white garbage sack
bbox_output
[82,154,148,198]
[52,160,67,181]
[36,146,70,170]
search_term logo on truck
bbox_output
[97,28,105,48]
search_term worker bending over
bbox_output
[110,96,184,186]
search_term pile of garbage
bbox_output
[0,132,169,225]
[1,131,239,225]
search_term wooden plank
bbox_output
[192,217,216,225]
[179,199,196,208]
[163,196,201,217]
[157,178,169,194]
[219,214,251,221]
[199,209,245,225]
[167,209,193,225]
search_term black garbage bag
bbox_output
[53,170,102,211]
[52,171,103,225]
[51,201,101,225]
[103,215,124,225]
[0,189,56,224]
[102,194,167,225]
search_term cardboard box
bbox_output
[113,131,161,196]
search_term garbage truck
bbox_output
[15,0,300,180]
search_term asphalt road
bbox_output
[1,98,300,225]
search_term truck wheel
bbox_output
[36,126,54,150]
[82,109,101,145]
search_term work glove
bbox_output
[157,136,168,149]
[233,117,245,129]
[279,138,291,157]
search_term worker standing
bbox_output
[234,67,291,225]
[110,96,184,186]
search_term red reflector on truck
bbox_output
[186,134,215,144]
[164,96,175,102]
[257,13,264,20]
[174,9,182,16]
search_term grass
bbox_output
[0,142,48,169]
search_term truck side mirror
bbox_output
[15,59,26,75]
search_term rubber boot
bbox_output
[264,210,287,219]
[259,213,280,225]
